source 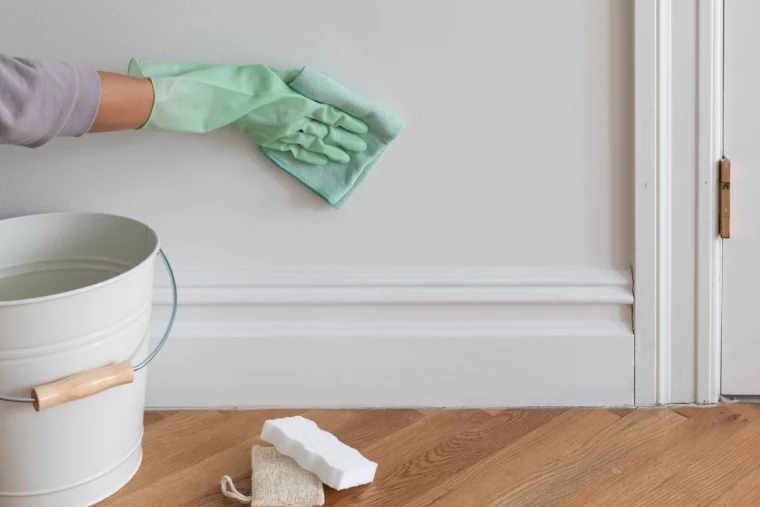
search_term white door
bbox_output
[721,0,760,394]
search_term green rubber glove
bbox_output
[127,59,369,165]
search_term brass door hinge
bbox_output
[720,157,731,238]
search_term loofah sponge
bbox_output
[221,445,324,507]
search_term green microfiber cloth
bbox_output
[261,68,405,208]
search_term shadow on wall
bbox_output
[609,0,635,266]
[243,144,332,212]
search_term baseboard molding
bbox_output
[153,267,634,305]
[146,267,634,408]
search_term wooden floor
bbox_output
[97,406,760,506]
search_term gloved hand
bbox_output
[127,59,369,165]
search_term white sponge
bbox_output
[260,416,377,491]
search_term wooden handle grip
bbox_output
[32,361,135,412]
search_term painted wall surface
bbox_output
[0,0,633,270]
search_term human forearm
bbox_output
[0,55,155,146]
[89,72,153,133]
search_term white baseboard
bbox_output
[146,267,634,408]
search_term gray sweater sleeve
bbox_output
[0,54,101,147]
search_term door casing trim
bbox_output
[634,0,724,405]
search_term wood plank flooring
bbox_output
[97,406,760,506]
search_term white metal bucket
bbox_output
[0,212,176,507]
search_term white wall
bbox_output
[0,0,635,407]
[0,0,632,270]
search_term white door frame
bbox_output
[634,0,724,405]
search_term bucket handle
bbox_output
[0,249,178,411]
